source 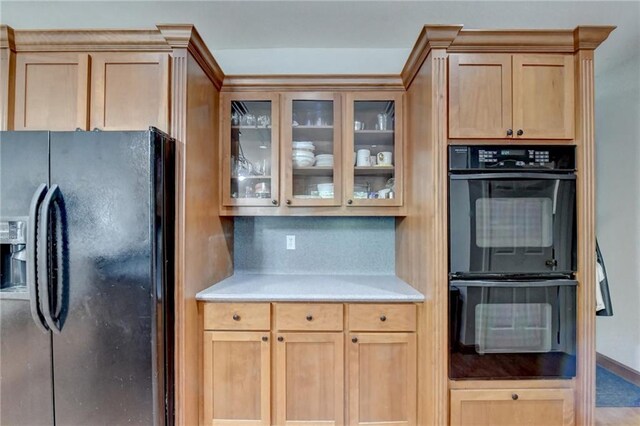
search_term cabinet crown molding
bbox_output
[221,74,404,92]
[0,25,15,51]
[157,24,225,90]
[573,26,616,50]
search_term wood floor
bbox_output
[595,407,640,425]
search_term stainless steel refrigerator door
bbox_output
[0,131,54,426]
[48,131,166,425]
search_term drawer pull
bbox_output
[352,337,358,343]
[512,393,519,401]
[262,336,268,342]
[380,315,387,322]
[278,336,284,342]
[232,314,240,321]
[306,315,313,321]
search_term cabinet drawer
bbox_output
[347,304,416,332]
[203,303,271,331]
[274,303,343,331]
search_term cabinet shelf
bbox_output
[354,130,394,145]
[354,166,394,175]
[292,166,334,176]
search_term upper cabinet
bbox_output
[344,92,403,207]
[221,92,280,207]
[219,90,404,214]
[12,51,170,132]
[449,53,574,140]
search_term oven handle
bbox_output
[450,279,578,288]
[450,173,576,180]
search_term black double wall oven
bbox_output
[448,146,577,380]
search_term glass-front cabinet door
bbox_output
[221,93,279,206]
[282,93,342,206]
[344,92,403,207]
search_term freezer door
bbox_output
[48,130,169,425]
[0,131,54,426]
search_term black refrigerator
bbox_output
[0,129,174,425]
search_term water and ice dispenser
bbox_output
[0,219,27,289]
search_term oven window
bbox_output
[475,303,552,354]
[476,197,553,248]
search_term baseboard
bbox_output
[597,352,640,387]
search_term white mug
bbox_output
[377,151,393,166]
[357,149,371,167]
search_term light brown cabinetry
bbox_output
[90,52,170,131]
[275,332,344,425]
[348,333,416,426]
[12,51,170,131]
[201,302,417,426]
[14,53,90,130]
[450,388,574,426]
[449,53,574,140]
[203,331,271,426]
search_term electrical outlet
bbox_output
[286,235,296,250]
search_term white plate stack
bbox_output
[314,154,334,167]
[292,141,315,168]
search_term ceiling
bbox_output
[1,1,638,75]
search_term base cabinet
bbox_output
[202,331,271,426]
[348,333,416,426]
[450,388,574,426]
[275,332,344,425]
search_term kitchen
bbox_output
[1,2,638,426]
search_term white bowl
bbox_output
[292,149,315,157]
[293,158,314,168]
[317,183,334,192]
[292,141,315,151]
[315,154,333,160]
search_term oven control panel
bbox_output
[449,146,575,171]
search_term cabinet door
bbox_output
[348,333,417,426]
[512,54,574,140]
[14,53,90,130]
[90,52,169,131]
[221,92,280,207]
[344,92,403,207]
[275,332,344,425]
[449,54,512,139]
[203,331,270,426]
[450,388,574,426]
[282,92,342,207]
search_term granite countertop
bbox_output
[196,273,425,303]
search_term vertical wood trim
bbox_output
[432,50,449,426]
[0,42,15,130]
[159,53,171,133]
[170,47,189,426]
[202,330,213,426]
[575,49,596,426]
[75,54,90,130]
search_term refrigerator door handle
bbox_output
[38,184,62,334]
[27,183,50,333]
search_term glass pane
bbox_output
[230,100,272,200]
[291,100,334,200]
[353,100,396,200]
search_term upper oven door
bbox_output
[449,172,576,277]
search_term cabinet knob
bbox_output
[347,199,353,205]
[232,314,240,321]
[306,315,313,321]
[506,128,513,136]
[517,129,524,136]
[286,199,291,205]
[380,315,387,322]
[352,337,358,343]
[512,393,519,400]
[262,336,269,342]
[271,199,278,205]
[277,336,284,342]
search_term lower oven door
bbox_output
[449,172,576,277]
[449,279,577,380]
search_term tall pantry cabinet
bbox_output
[0,24,234,426]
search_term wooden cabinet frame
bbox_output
[220,91,280,207]
[281,92,343,207]
[14,52,90,130]
[344,91,404,207]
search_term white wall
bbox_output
[595,51,640,372]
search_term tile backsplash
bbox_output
[234,217,395,274]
